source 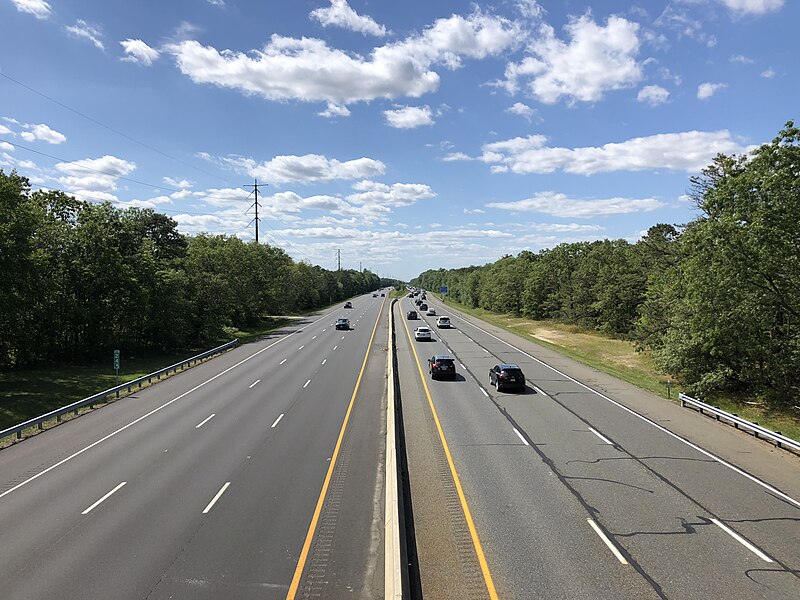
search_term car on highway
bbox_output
[373,293,378,297]
[488,364,526,392]
[407,310,418,319]
[426,308,436,316]
[344,301,353,308]
[414,326,432,341]
[381,293,385,296]
[415,299,422,306]
[428,355,456,380]
[436,316,451,328]
[335,318,350,330]
[419,303,428,311]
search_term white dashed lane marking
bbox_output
[195,414,215,429]
[280,359,287,365]
[249,379,260,388]
[82,482,127,515]
[271,413,284,428]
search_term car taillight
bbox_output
[498,373,508,379]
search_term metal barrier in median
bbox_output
[0,339,239,443]
[679,392,800,454]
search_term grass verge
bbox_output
[437,295,800,444]
[0,316,294,437]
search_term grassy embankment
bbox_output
[437,295,800,443]
[0,316,293,434]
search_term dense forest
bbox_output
[412,123,800,409]
[0,171,381,367]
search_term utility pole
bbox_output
[244,178,265,243]
[337,249,341,271]
[359,261,362,272]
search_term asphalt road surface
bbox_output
[0,292,389,600]
[395,295,800,600]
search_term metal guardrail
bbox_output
[0,339,239,442]
[679,393,800,454]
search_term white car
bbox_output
[426,308,436,316]
[414,326,432,341]
[436,316,451,328]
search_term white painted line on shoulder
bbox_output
[460,363,465,369]
[480,387,489,397]
[82,481,127,515]
[711,518,773,562]
[513,428,529,446]
[196,414,216,429]
[450,313,800,509]
[321,359,327,365]
[532,385,548,397]
[304,379,311,389]
[483,347,490,353]
[298,345,304,350]
[280,358,287,365]
[588,427,613,445]
[249,379,260,388]
[587,519,628,565]
[271,413,284,428]
[203,482,231,514]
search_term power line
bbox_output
[0,71,233,186]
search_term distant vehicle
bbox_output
[421,294,426,300]
[415,299,422,306]
[381,293,385,297]
[436,316,450,328]
[335,318,350,330]
[489,364,526,392]
[426,308,436,316]
[373,294,378,297]
[344,301,353,308]
[414,326,432,341]
[407,310,418,320]
[419,303,428,311]
[428,355,456,380]
[408,293,414,298]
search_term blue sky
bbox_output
[1,0,796,280]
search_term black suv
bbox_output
[406,310,418,320]
[428,355,456,380]
[335,318,350,330]
[419,303,428,312]
[488,364,526,392]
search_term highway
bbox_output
[0,292,389,600]
[395,294,800,599]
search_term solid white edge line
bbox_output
[450,313,800,510]
[0,307,336,502]
[280,358,287,365]
[587,518,629,565]
[711,518,774,562]
[271,413,284,428]
[480,387,489,397]
[588,427,613,445]
[512,428,529,446]
[195,413,216,429]
[303,379,311,388]
[249,379,260,388]
[202,482,231,514]
[82,481,127,515]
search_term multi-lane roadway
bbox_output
[395,294,800,600]
[2,287,799,600]
[0,293,389,599]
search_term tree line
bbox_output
[412,123,800,409]
[0,171,381,367]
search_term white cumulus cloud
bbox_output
[216,153,386,185]
[384,106,434,129]
[165,9,520,106]
[697,82,727,99]
[487,191,664,218]
[120,39,160,66]
[310,0,387,37]
[347,180,436,207]
[457,130,750,175]
[506,102,537,121]
[19,123,67,144]
[10,0,51,19]
[318,102,351,118]
[637,84,669,106]
[498,14,642,104]
[65,19,105,51]
[716,0,784,16]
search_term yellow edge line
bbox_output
[285,296,386,600]
[399,307,500,600]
